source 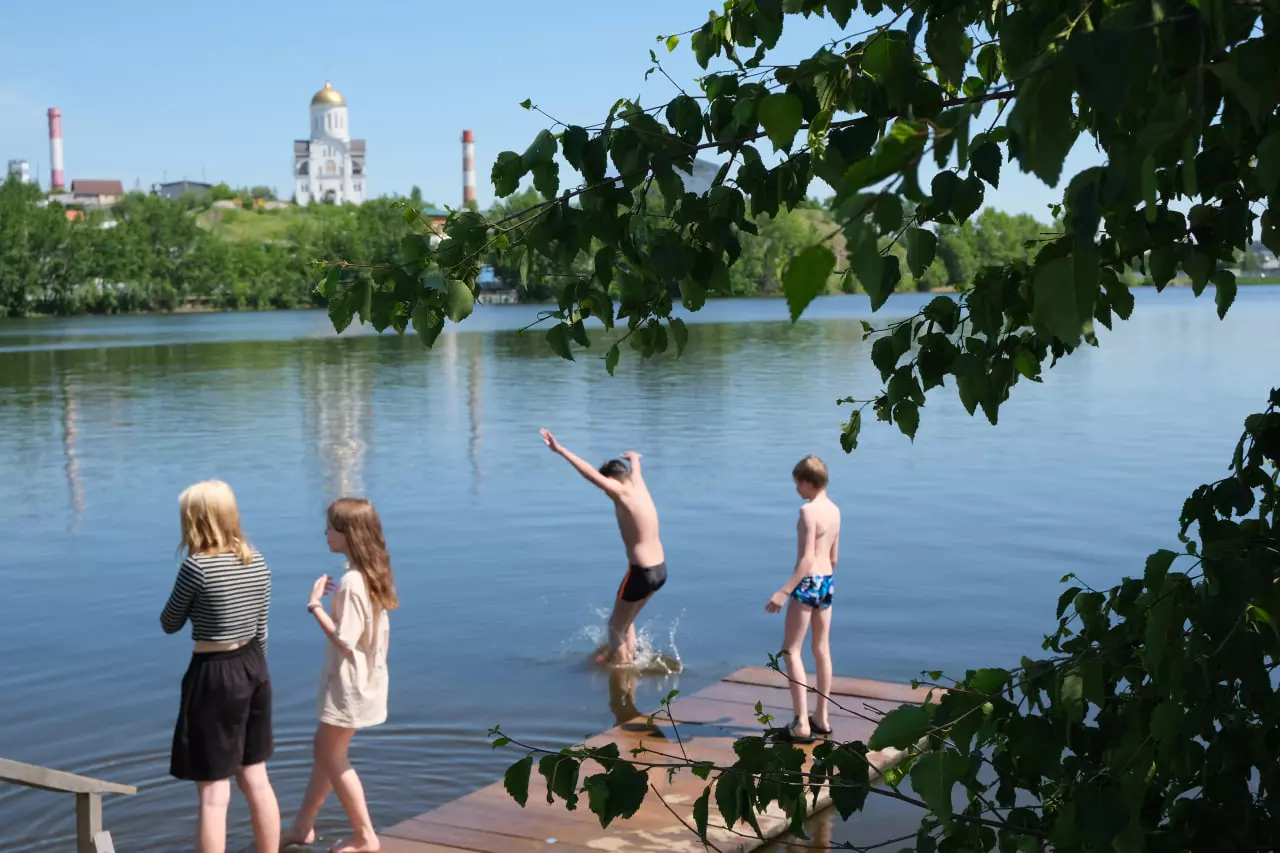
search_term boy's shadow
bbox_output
[608,667,648,729]
[606,669,761,742]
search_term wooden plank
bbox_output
[379,836,498,853]
[641,693,881,744]
[92,831,116,853]
[76,792,102,853]
[724,667,941,705]
[388,815,599,853]
[693,680,903,720]
[0,758,136,796]
[419,781,760,853]
[386,669,923,853]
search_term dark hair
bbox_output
[599,459,631,480]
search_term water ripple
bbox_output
[2,291,1279,850]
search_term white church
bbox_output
[294,81,366,205]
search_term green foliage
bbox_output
[0,178,413,316]
[329,0,1272,458]
[312,0,1280,849]
[783,245,836,320]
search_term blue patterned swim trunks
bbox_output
[790,575,834,609]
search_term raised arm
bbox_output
[160,558,200,634]
[620,450,645,485]
[541,429,622,497]
[307,574,361,658]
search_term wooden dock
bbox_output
[380,667,930,853]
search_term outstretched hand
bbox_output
[620,450,641,464]
[309,574,335,608]
[540,428,561,453]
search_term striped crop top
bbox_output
[160,550,271,654]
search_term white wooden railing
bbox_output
[0,757,136,852]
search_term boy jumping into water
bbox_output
[766,455,841,742]
[540,429,667,667]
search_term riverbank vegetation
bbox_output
[1,176,1041,317]
[0,179,410,317]
[7,175,1254,319]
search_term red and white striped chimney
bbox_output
[462,129,476,208]
[48,108,65,192]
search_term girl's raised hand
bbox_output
[309,575,332,608]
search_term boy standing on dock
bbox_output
[766,455,841,742]
[540,429,667,667]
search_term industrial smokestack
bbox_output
[462,129,476,209]
[48,108,64,192]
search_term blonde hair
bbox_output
[328,498,399,613]
[178,480,254,564]
[792,455,829,489]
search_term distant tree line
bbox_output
[2,175,1067,318]
[486,186,1058,300]
[0,178,409,316]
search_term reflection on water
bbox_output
[1,290,1279,851]
[60,371,85,532]
[301,349,372,504]
[468,339,483,493]
[607,668,643,727]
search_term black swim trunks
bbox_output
[617,562,667,602]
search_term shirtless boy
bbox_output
[766,455,841,742]
[541,428,666,667]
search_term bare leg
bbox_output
[196,779,231,853]
[317,724,380,853]
[781,600,814,737]
[607,595,651,667]
[810,605,834,731]
[282,728,333,848]
[235,763,281,853]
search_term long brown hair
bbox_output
[179,480,254,564]
[328,498,398,612]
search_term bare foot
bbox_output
[330,833,380,853]
[280,827,316,850]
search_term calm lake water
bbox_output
[1,289,1278,851]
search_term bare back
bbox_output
[798,495,841,576]
[613,480,664,567]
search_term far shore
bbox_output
[4,278,1278,322]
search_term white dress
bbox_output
[317,570,389,729]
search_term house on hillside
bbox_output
[153,180,213,201]
[420,205,449,233]
[70,180,123,205]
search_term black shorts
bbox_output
[170,643,273,782]
[618,562,667,603]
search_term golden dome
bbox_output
[311,81,345,106]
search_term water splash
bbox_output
[564,607,684,675]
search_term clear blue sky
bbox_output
[0,0,1098,216]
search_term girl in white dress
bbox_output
[282,498,397,853]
